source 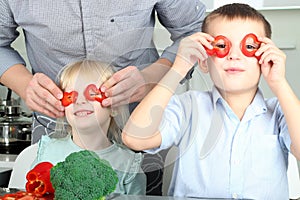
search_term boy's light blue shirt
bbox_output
[147,86,291,200]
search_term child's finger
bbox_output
[255,37,275,56]
[189,32,214,50]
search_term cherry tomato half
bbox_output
[84,84,107,104]
[61,91,78,107]
[240,33,261,59]
[206,35,232,58]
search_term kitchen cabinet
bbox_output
[0,168,12,187]
[0,154,16,187]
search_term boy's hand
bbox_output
[173,32,214,77]
[256,37,287,93]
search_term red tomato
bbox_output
[206,35,231,58]
[240,33,261,59]
[61,91,78,107]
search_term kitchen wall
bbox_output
[202,0,300,10]
[0,28,31,113]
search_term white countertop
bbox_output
[112,195,251,200]
[0,154,17,169]
[0,167,11,173]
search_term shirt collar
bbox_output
[248,88,267,114]
[211,86,267,114]
[211,86,223,110]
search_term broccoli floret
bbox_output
[50,150,118,200]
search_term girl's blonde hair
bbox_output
[53,60,129,144]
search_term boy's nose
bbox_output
[227,44,242,60]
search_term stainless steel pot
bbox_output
[0,117,32,144]
[0,99,32,154]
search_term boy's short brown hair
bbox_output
[202,3,272,38]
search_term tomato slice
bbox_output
[240,33,261,59]
[61,91,78,107]
[84,84,107,104]
[206,35,231,58]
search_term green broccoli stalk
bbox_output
[50,150,118,200]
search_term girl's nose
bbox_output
[75,93,87,104]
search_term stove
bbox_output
[0,92,32,155]
[0,141,31,154]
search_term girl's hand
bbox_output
[173,32,214,77]
[255,37,287,94]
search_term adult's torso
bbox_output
[9,0,159,81]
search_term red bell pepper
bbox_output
[240,33,261,59]
[25,162,54,196]
[84,84,107,104]
[61,91,78,107]
[206,35,232,58]
[0,190,53,200]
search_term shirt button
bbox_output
[232,193,238,199]
[110,19,115,22]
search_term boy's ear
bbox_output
[198,60,209,73]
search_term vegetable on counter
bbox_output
[25,162,55,196]
[0,162,54,200]
[50,150,118,200]
[0,190,54,200]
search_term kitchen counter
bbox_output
[111,195,251,200]
[0,154,16,187]
[0,168,12,187]
[0,154,17,169]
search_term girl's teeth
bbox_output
[75,111,91,116]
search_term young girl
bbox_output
[33,60,146,195]
[123,3,300,200]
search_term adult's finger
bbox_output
[25,73,64,117]
[100,67,133,93]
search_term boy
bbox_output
[122,3,300,200]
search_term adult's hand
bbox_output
[25,73,65,118]
[100,66,147,107]
[0,64,64,118]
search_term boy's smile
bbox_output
[224,67,245,74]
